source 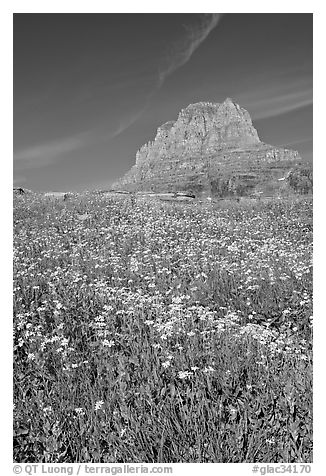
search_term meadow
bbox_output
[13,193,313,463]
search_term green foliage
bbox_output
[209,174,257,197]
[287,167,313,194]
[13,194,312,463]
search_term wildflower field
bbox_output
[13,194,313,463]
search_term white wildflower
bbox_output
[162,361,171,368]
[95,400,104,411]
[178,370,193,379]
[203,366,215,373]
[102,339,115,347]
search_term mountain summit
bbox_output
[112,98,304,197]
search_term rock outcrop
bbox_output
[13,187,33,194]
[44,192,70,200]
[112,98,305,197]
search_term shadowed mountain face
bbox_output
[112,98,306,197]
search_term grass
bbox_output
[13,193,313,463]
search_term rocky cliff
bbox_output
[112,98,305,197]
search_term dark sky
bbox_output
[13,13,313,191]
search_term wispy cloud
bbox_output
[281,138,313,147]
[250,91,312,120]
[110,108,148,140]
[14,134,89,169]
[237,78,312,121]
[110,14,221,139]
[157,14,221,87]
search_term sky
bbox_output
[13,13,313,191]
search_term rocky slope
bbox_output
[112,98,306,197]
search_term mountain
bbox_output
[112,98,310,197]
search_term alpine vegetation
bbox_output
[13,193,312,463]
